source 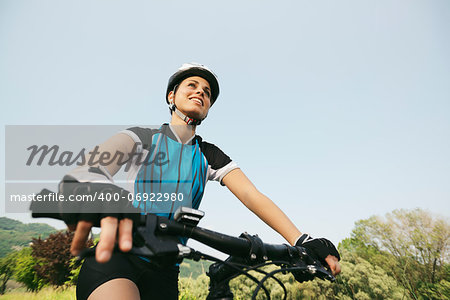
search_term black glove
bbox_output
[58,173,141,227]
[31,167,141,227]
[295,234,340,267]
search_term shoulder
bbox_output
[121,126,161,151]
[195,136,232,169]
[195,136,239,184]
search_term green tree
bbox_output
[180,260,212,279]
[65,237,97,286]
[65,257,82,286]
[14,247,46,292]
[350,208,450,299]
[0,251,18,294]
[228,265,302,300]
[179,273,209,299]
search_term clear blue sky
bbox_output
[1,0,449,252]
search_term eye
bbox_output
[204,90,211,98]
[188,83,196,88]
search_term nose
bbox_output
[195,87,204,97]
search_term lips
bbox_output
[189,97,203,106]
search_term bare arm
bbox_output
[222,168,301,246]
[222,168,341,275]
[75,132,137,176]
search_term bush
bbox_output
[14,247,46,292]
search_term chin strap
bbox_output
[169,102,204,126]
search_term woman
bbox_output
[66,63,340,300]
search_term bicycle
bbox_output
[31,193,335,300]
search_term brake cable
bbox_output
[252,266,313,300]
[221,260,289,300]
[192,251,272,299]
[193,249,295,300]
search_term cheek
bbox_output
[174,89,189,100]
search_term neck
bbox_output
[170,114,196,143]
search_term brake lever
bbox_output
[310,262,336,282]
[291,245,336,282]
[301,249,336,282]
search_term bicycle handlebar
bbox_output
[31,191,335,299]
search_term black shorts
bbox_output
[76,252,179,300]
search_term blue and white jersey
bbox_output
[121,124,238,219]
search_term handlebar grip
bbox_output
[31,211,63,220]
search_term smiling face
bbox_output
[168,76,212,120]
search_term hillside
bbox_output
[0,217,57,257]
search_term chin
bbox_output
[190,113,205,120]
[186,109,206,120]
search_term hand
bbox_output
[31,167,140,263]
[57,168,140,263]
[69,217,134,263]
[296,234,341,276]
[325,254,341,276]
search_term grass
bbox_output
[0,286,76,300]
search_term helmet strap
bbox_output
[169,102,203,126]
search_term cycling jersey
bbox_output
[121,124,238,219]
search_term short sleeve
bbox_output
[120,127,155,152]
[199,141,239,185]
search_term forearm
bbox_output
[223,169,301,245]
[241,190,301,246]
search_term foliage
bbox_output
[297,247,404,300]
[0,217,54,233]
[0,217,56,258]
[350,208,450,299]
[179,273,209,299]
[14,247,46,292]
[65,257,82,286]
[31,231,93,287]
[64,237,97,286]
[31,231,74,286]
[180,264,301,300]
[228,264,301,300]
[180,260,212,279]
[0,251,19,294]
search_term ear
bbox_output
[167,91,174,104]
